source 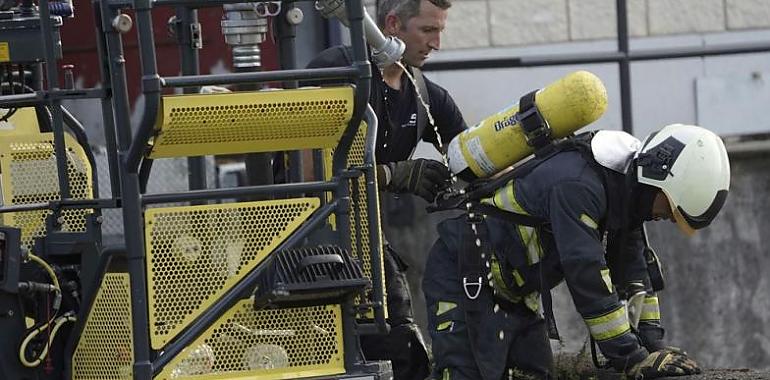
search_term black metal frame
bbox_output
[92,0,380,379]
[421,0,770,135]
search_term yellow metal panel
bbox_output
[0,132,94,249]
[72,273,134,380]
[155,302,345,380]
[149,86,354,158]
[145,198,320,349]
[0,42,9,62]
[323,123,386,317]
[0,107,40,135]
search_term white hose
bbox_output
[19,312,76,367]
[28,254,60,291]
[19,254,69,367]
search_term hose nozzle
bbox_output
[315,0,404,68]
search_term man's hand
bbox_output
[627,348,702,379]
[378,159,451,202]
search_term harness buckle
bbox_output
[518,107,551,149]
[463,276,483,300]
[517,90,552,150]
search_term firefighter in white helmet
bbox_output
[636,123,730,235]
[422,124,730,379]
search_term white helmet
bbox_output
[636,124,730,235]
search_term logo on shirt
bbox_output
[401,113,417,128]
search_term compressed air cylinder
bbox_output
[447,70,608,180]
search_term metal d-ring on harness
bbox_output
[459,209,486,306]
[463,275,483,300]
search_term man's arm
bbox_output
[607,227,667,352]
[549,181,700,377]
[547,179,648,369]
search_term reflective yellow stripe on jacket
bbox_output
[485,180,528,215]
[482,181,544,265]
[585,305,631,341]
[640,295,661,321]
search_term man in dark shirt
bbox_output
[307,0,467,378]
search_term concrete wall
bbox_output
[439,0,770,50]
[421,30,770,142]
[647,147,770,370]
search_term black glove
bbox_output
[377,159,451,203]
[626,348,702,379]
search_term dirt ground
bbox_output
[587,369,770,380]
[553,353,770,379]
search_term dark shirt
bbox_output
[306,46,467,163]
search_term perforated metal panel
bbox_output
[72,273,134,380]
[145,198,320,349]
[149,87,354,158]
[0,132,94,249]
[324,123,386,313]
[156,302,344,380]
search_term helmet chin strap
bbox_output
[633,184,660,222]
[619,163,659,231]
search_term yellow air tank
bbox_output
[447,70,608,180]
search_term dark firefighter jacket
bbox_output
[424,139,661,378]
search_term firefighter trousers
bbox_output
[423,239,554,380]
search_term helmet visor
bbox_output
[669,189,728,236]
[670,202,696,236]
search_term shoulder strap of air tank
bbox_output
[641,224,665,291]
[411,66,430,152]
[458,211,486,309]
[465,132,596,202]
[470,202,544,227]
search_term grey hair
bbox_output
[375,0,452,29]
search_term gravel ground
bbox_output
[588,369,770,380]
[553,353,770,379]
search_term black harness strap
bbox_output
[470,202,543,227]
[541,274,560,340]
[411,67,430,155]
[459,211,486,312]
[518,90,552,151]
[641,225,665,292]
